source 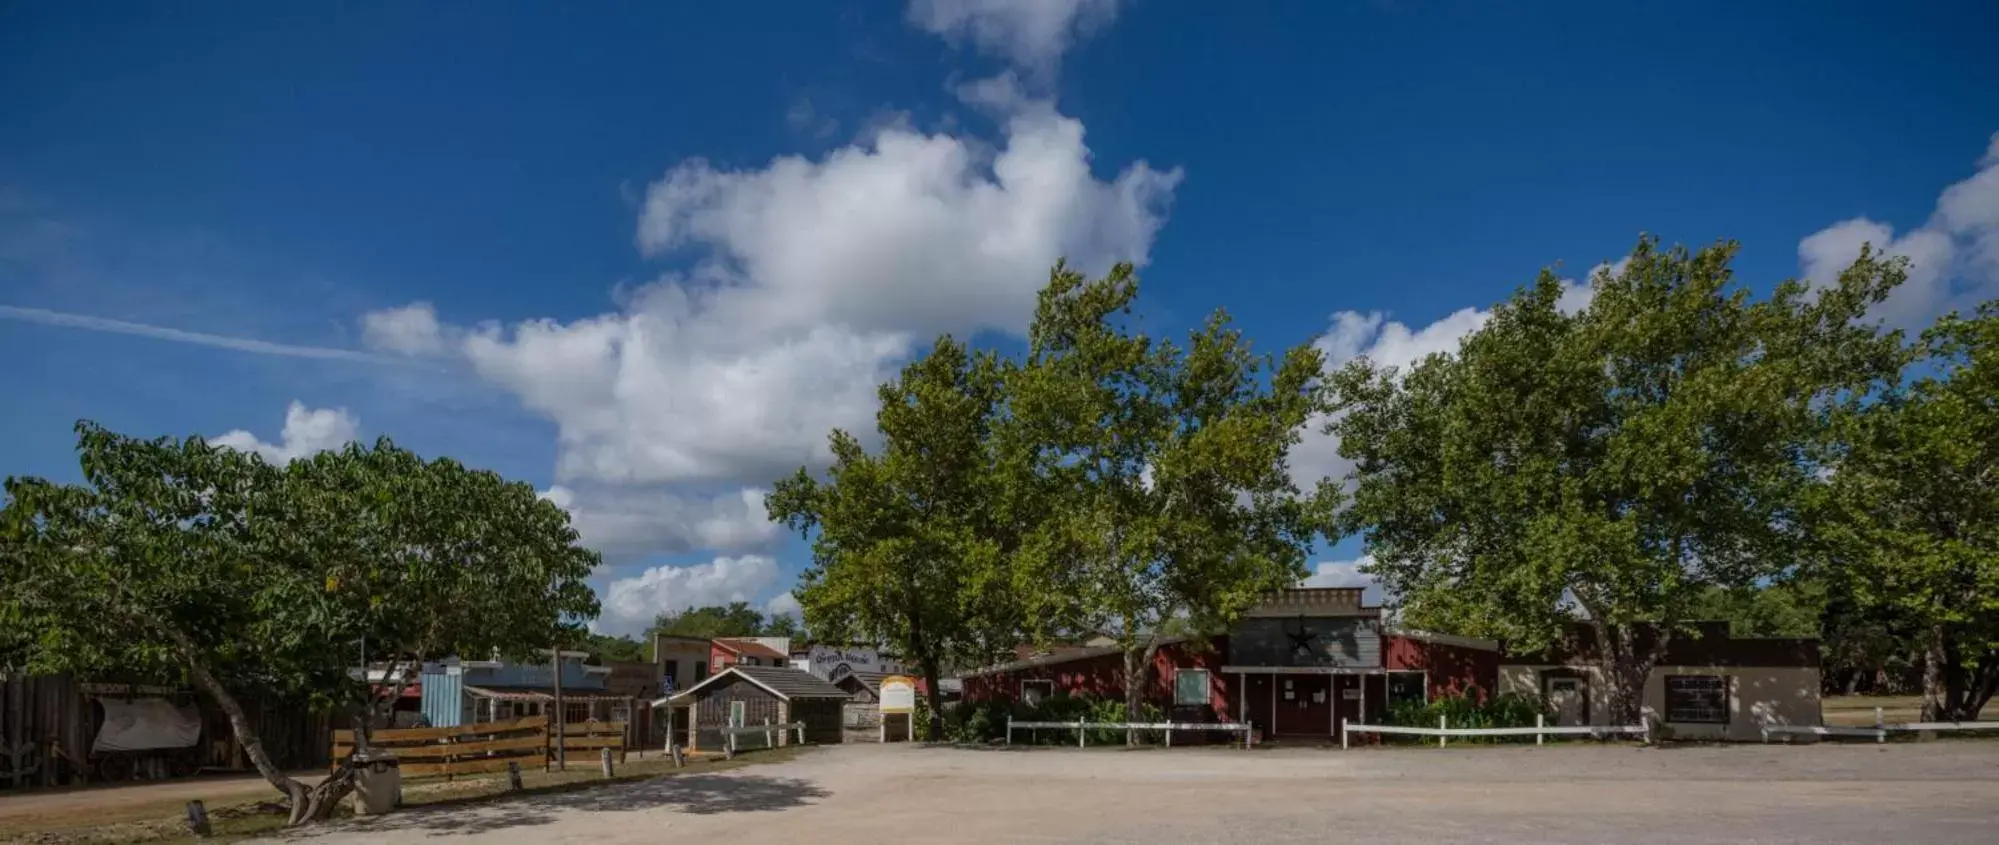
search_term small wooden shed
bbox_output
[656,666,848,751]
[831,670,886,742]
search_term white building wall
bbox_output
[1500,663,1822,742]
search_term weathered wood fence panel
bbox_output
[4,672,328,791]
[330,716,626,779]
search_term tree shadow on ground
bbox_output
[284,773,830,838]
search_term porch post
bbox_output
[1235,672,1245,731]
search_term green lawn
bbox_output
[1821,694,1925,726]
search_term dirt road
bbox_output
[0,771,321,837]
[264,742,1999,844]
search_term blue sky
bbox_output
[4,0,1997,636]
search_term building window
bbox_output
[1387,671,1427,707]
[695,661,709,681]
[1173,669,1210,706]
[729,700,747,727]
[1665,675,1730,724]
[1020,679,1053,707]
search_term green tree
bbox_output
[0,423,598,824]
[1007,263,1339,740]
[760,610,805,641]
[1329,238,1905,724]
[769,334,1023,740]
[647,602,772,640]
[581,633,651,663]
[1815,302,1999,720]
[1685,581,1825,639]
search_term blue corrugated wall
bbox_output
[420,668,465,727]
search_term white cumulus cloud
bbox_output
[369,86,1178,490]
[595,555,781,637]
[1291,269,1599,491]
[1799,133,1999,331]
[766,592,803,621]
[634,91,1179,339]
[539,484,780,566]
[1302,555,1384,606]
[361,302,446,356]
[908,0,1121,77]
[211,401,359,464]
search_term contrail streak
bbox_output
[0,304,395,364]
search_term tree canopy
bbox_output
[0,423,599,823]
[770,333,1020,738]
[1329,237,1906,722]
[1006,263,1339,737]
[772,264,1340,742]
[1812,301,1999,720]
[645,601,805,643]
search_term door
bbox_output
[1273,675,1333,736]
[1547,677,1587,726]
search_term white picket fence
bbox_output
[1341,715,1649,748]
[1006,718,1253,749]
[1761,708,1999,743]
[720,721,806,757]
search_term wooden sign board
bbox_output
[879,675,917,714]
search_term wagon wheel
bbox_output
[95,752,134,783]
[169,749,202,778]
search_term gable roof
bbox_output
[713,638,789,661]
[660,665,848,705]
[832,669,887,693]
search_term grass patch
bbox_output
[1822,694,1925,726]
[4,747,807,844]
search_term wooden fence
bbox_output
[331,716,627,780]
[4,672,330,791]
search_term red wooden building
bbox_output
[711,637,789,671]
[959,588,1500,744]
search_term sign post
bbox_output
[879,675,917,743]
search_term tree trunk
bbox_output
[1922,623,1950,722]
[918,653,945,743]
[169,631,356,825]
[1122,637,1161,748]
[1596,622,1664,730]
[1966,662,1999,722]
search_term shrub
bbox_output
[1382,692,1551,744]
[942,695,1165,745]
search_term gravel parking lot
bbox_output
[271,741,1999,845]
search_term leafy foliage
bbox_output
[1812,301,1999,720]
[646,601,801,642]
[1330,237,1906,722]
[581,633,650,663]
[1006,262,1340,736]
[939,695,1167,746]
[1381,693,1550,744]
[770,334,1021,739]
[1685,581,1826,639]
[0,423,599,822]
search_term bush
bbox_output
[1382,692,1551,744]
[942,695,1165,745]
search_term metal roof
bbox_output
[463,685,632,703]
[663,665,849,704]
[713,638,789,661]
[958,636,1195,679]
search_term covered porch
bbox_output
[464,686,634,731]
[1225,666,1387,744]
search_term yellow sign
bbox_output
[879,675,917,714]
